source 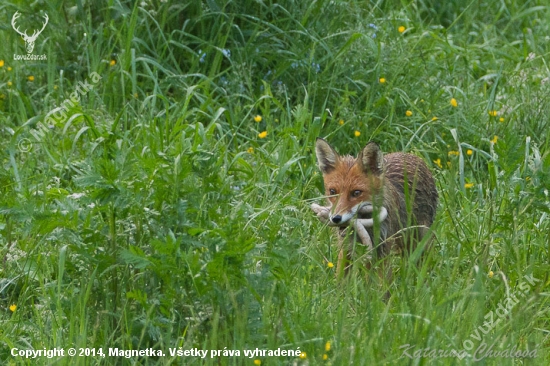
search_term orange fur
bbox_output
[315,138,438,277]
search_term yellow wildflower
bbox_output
[406,110,413,117]
[499,117,504,122]
[448,151,459,156]
[379,77,386,84]
[0,60,4,67]
[323,354,328,360]
[488,110,498,117]
[464,183,474,189]
[339,119,344,125]
[28,75,34,82]
[325,341,331,352]
[398,26,406,33]
[299,352,307,359]
[431,116,438,121]
[7,66,12,71]
[254,115,262,122]
[354,130,361,137]
[7,81,12,87]
[466,149,473,156]
[327,262,334,268]
[450,98,458,107]
[488,271,494,278]
[491,135,498,144]
[9,304,16,312]
[254,360,261,365]
[247,147,254,153]
[433,159,442,169]
[258,131,267,139]
[110,59,116,66]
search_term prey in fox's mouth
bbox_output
[311,138,438,274]
[311,201,387,229]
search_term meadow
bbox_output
[0,0,549,365]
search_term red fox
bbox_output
[312,138,438,276]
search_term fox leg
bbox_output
[336,247,347,280]
[336,228,354,279]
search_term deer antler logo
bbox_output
[11,11,49,54]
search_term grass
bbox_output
[0,0,549,364]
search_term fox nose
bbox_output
[331,215,342,224]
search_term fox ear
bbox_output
[358,142,384,175]
[315,138,339,173]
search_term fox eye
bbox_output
[351,190,362,197]
[329,188,337,195]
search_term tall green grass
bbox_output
[0,0,549,365]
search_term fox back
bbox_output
[315,138,438,257]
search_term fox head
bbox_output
[315,138,384,226]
